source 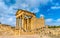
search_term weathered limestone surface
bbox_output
[15,9,45,35]
[0,24,60,38]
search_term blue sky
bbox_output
[0,0,60,26]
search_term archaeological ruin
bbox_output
[15,9,45,35]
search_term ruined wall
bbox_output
[31,17,45,30]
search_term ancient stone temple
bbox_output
[15,9,45,34]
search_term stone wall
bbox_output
[31,17,45,30]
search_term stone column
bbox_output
[29,18,31,30]
[19,16,22,29]
[27,18,30,31]
[19,16,21,35]
[22,15,24,28]
[24,18,27,31]
[27,18,29,31]
[16,18,19,29]
[21,15,22,27]
[16,18,17,29]
[19,17,20,28]
[22,15,26,31]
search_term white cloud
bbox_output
[20,3,28,8]
[39,0,50,4]
[0,2,8,11]
[25,0,51,7]
[51,6,60,9]
[13,0,51,11]
[40,14,44,17]
[8,17,13,22]
[56,19,60,22]
[0,16,16,26]
[0,0,3,2]
[7,17,16,26]
[45,19,53,22]
[0,17,4,22]
[45,19,54,25]
[0,2,16,26]
[51,3,60,9]
[45,18,60,25]
[31,8,39,13]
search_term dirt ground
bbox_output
[0,35,60,38]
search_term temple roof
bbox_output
[15,9,35,16]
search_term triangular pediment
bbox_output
[16,9,35,16]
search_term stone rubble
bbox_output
[0,24,60,38]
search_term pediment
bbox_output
[16,9,22,16]
[16,9,35,16]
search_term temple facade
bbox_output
[15,9,45,34]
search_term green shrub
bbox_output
[48,25,60,28]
